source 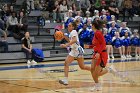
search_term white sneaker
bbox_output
[121,56,124,59]
[135,55,139,58]
[31,60,37,65]
[111,55,114,59]
[124,55,126,58]
[128,55,132,58]
[59,79,68,85]
[134,14,139,17]
[126,55,129,58]
[108,55,110,60]
[108,65,117,76]
[27,60,31,68]
[90,83,102,91]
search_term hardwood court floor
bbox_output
[0,58,140,93]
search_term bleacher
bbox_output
[0,0,140,64]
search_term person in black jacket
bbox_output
[22,32,37,68]
[18,11,28,32]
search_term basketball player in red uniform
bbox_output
[85,20,117,91]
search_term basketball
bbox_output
[54,31,64,40]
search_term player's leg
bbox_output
[118,47,123,58]
[90,59,102,91]
[122,46,126,58]
[126,47,129,58]
[106,45,110,59]
[77,57,91,71]
[138,47,140,58]
[128,46,132,57]
[98,67,108,76]
[64,55,74,77]
[110,45,114,59]
[59,55,74,85]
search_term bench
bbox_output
[29,11,49,17]
[133,17,140,21]
[2,37,35,44]
[0,50,50,63]
[0,43,42,52]
[15,0,25,5]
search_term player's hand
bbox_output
[60,44,67,48]
[84,44,89,49]
[95,53,100,59]
[28,49,32,53]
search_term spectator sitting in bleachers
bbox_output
[1,4,10,30]
[74,11,83,23]
[108,3,119,20]
[103,27,114,59]
[52,0,61,22]
[112,31,124,59]
[108,21,118,37]
[121,31,132,58]
[34,0,47,10]
[132,0,139,17]
[122,0,133,21]
[18,11,28,32]
[60,0,68,22]
[0,28,8,53]
[34,0,42,10]
[8,11,24,40]
[107,15,119,29]
[110,0,119,8]
[71,3,77,17]
[100,9,111,22]
[27,0,35,10]
[75,16,83,31]
[100,14,107,24]
[83,10,92,23]
[131,29,140,58]
[22,32,37,68]
[78,23,93,48]
[92,10,99,20]
[119,22,131,37]
[1,4,10,23]
[80,0,91,16]
[66,0,75,9]
[64,10,74,28]
[86,17,92,30]
[9,5,14,15]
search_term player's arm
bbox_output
[60,36,77,48]
[3,31,7,40]
[22,44,29,51]
[63,35,70,42]
[65,36,77,46]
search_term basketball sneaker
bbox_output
[123,55,126,59]
[128,55,132,58]
[126,55,129,58]
[59,78,68,85]
[31,60,37,65]
[135,55,139,58]
[111,55,114,59]
[108,65,118,76]
[121,55,124,59]
[27,60,31,68]
[90,83,102,91]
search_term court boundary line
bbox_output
[0,58,139,71]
